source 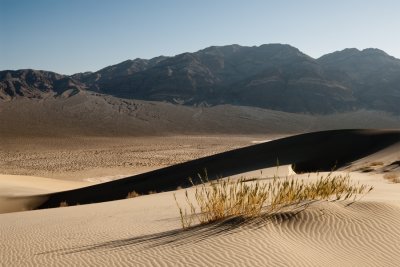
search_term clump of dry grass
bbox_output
[269,173,372,211]
[126,190,159,199]
[127,191,140,198]
[174,176,269,228]
[384,173,400,183]
[59,201,69,207]
[369,161,384,167]
[174,172,373,228]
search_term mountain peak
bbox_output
[2,44,400,114]
[318,47,394,63]
[361,48,389,57]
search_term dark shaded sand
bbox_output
[37,129,400,209]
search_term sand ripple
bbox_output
[1,189,400,266]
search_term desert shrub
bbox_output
[384,173,400,183]
[174,172,373,229]
[127,191,140,198]
[369,161,384,167]
[59,201,69,207]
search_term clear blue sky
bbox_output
[1,0,399,75]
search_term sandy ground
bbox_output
[0,175,91,213]
[0,135,270,213]
[0,135,272,181]
[1,170,400,266]
[1,131,400,266]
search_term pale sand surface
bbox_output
[1,171,400,266]
[0,175,92,213]
[1,132,400,266]
[0,175,91,196]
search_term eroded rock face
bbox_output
[2,44,400,114]
[0,69,84,100]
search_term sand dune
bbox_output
[1,171,400,266]
[37,129,400,209]
[1,129,400,266]
[0,175,91,213]
[0,175,90,196]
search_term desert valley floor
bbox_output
[1,131,400,266]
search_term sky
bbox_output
[1,0,399,75]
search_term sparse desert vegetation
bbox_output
[174,172,373,228]
[126,191,140,198]
[2,130,400,266]
[369,161,384,167]
[0,136,250,180]
[384,172,400,183]
[354,161,386,173]
[59,201,69,207]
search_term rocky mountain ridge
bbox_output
[2,44,400,114]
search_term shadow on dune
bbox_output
[37,129,400,209]
[39,208,306,255]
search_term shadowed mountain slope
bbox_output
[2,44,400,114]
[0,69,84,100]
[318,48,400,113]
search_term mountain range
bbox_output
[1,44,400,114]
